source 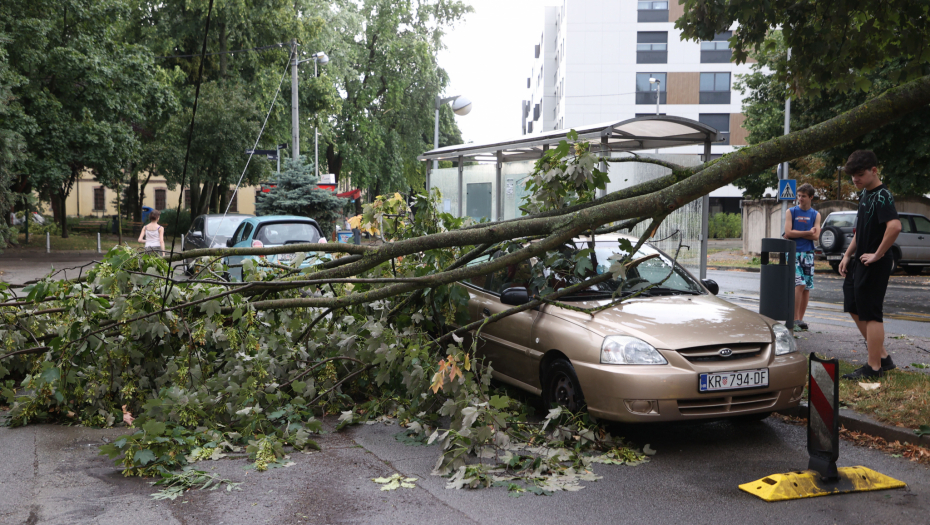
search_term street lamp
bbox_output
[649,77,661,153]
[290,40,331,178]
[433,95,472,170]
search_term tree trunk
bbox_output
[190,177,201,214]
[325,144,343,185]
[218,184,228,214]
[59,189,69,239]
[209,184,219,213]
[128,172,140,222]
[138,172,152,218]
[219,23,228,80]
[197,181,214,216]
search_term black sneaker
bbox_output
[841,364,884,380]
[796,321,809,330]
[880,355,896,372]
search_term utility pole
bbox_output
[291,39,300,162]
[781,48,792,219]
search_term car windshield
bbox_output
[557,240,703,298]
[254,222,321,245]
[824,214,855,228]
[207,216,246,237]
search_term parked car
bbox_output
[224,215,326,280]
[818,211,930,275]
[183,214,253,272]
[460,234,807,423]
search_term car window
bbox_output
[192,217,204,233]
[230,223,246,244]
[207,216,246,237]
[463,255,492,289]
[824,214,855,228]
[914,216,930,234]
[240,223,255,243]
[254,222,321,245]
[487,253,533,294]
[901,218,913,233]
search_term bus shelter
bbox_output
[417,115,721,278]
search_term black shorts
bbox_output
[842,256,893,322]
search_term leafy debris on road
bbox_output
[372,473,417,490]
[150,467,242,500]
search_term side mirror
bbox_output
[190,230,203,239]
[500,287,531,306]
[226,237,235,247]
[701,278,719,295]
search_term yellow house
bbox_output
[41,171,263,218]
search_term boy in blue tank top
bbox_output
[783,183,820,330]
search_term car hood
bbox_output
[545,294,774,350]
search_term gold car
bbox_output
[463,235,807,423]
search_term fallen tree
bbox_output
[3,72,930,493]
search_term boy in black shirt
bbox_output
[839,150,903,379]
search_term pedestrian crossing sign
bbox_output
[779,179,797,201]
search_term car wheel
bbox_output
[829,262,840,274]
[731,411,772,424]
[904,266,924,275]
[890,252,899,274]
[542,359,585,412]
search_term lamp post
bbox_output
[290,40,330,176]
[433,95,472,170]
[649,77,661,153]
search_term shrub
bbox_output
[159,208,192,236]
[709,212,742,239]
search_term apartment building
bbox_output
[522,0,755,168]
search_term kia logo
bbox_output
[719,348,733,357]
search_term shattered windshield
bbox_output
[552,240,703,298]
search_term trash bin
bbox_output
[759,238,796,329]
[110,215,119,234]
[141,206,154,223]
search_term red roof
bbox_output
[337,189,361,200]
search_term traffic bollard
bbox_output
[808,354,839,480]
[46,232,50,253]
[97,232,101,254]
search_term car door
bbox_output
[912,215,930,260]
[187,217,206,250]
[474,255,539,386]
[895,216,920,261]
[226,221,254,280]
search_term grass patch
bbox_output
[13,233,144,251]
[834,360,930,431]
[708,256,833,271]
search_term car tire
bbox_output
[819,226,844,253]
[904,266,924,275]
[829,262,840,274]
[731,411,772,424]
[542,359,586,412]
[890,251,899,274]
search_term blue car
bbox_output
[224,215,327,280]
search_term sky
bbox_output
[436,0,557,145]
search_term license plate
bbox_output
[826,255,842,261]
[699,369,769,392]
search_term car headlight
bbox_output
[772,323,797,355]
[601,336,668,365]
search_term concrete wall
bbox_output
[742,199,787,254]
[812,200,856,218]
[897,195,930,216]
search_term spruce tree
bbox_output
[254,157,348,236]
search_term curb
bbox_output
[776,402,930,448]
[707,265,761,273]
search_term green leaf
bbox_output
[291,381,306,393]
[489,395,510,410]
[916,425,930,437]
[134,449,157,466]
[142,420,167,437]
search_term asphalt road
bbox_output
[2,415,929,524]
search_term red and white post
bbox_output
[808,354,840,480]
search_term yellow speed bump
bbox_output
[740,466,906,502]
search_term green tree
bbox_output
[313,0,471,194]
[157,81,269,215]
[0,35,30,250]
[254,157,348,236]
[734,34,930,197]
[1,0,173,237]
[677,0,930,95]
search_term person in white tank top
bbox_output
[137,209,165,254]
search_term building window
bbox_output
[93,187,105,212]
[635,73,667,104]
[637,1,669,22]
[699,73,731,104]
[637,32,668,64]
[701,31,732,63]
[533,103,540,121]
[528,121,534,133]
[226,190,238,213]
[154,189,167,211]
[699,113,730,145]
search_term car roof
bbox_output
[246,215,321,225]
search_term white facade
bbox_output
[523,0,757,159]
